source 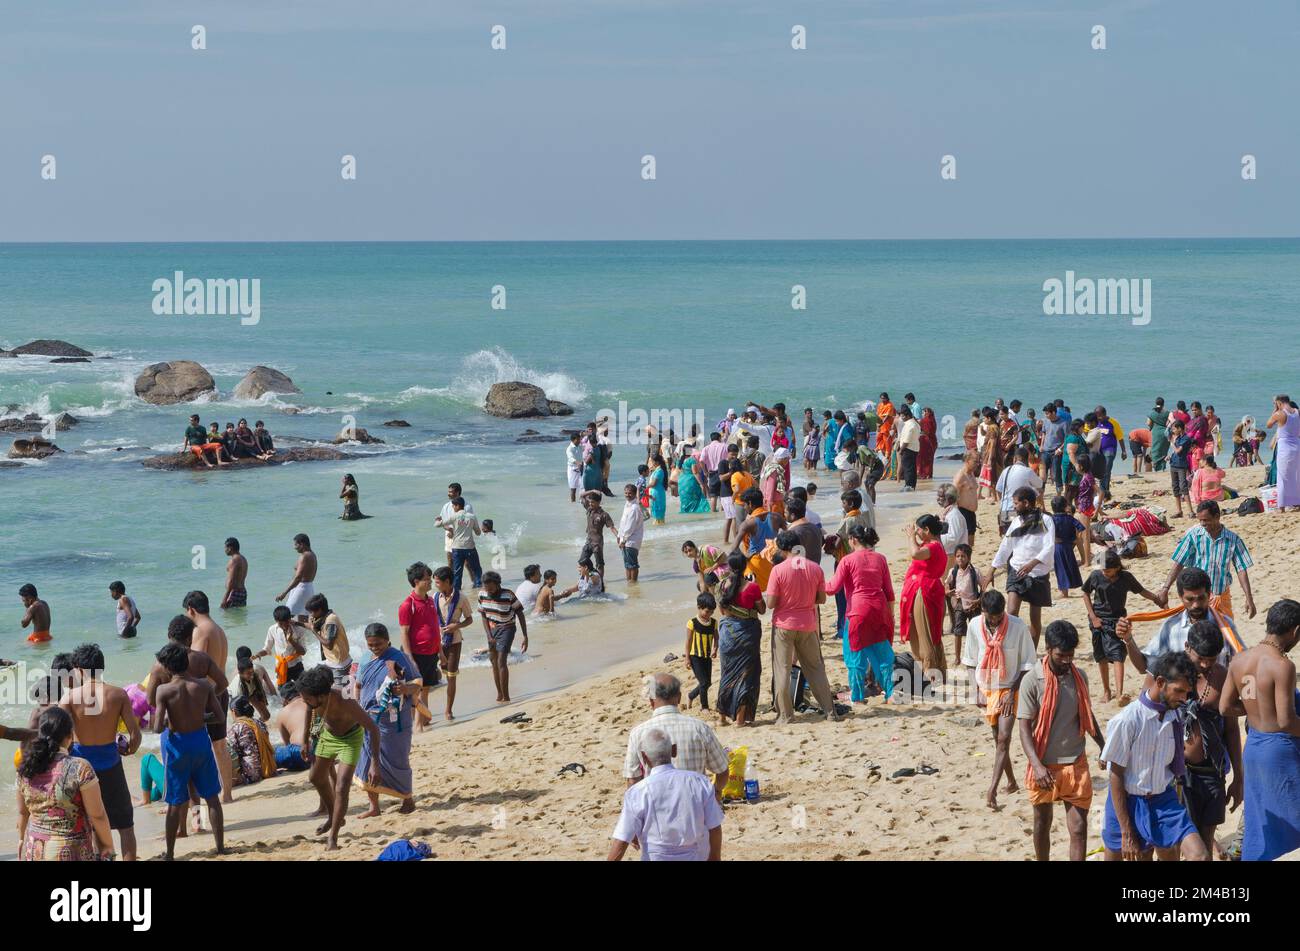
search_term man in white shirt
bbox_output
[565,434,583,503]
[896,406,922,491]
[444,496,482,592]
[609,727,723,862]
[618,483,647,583]
[515,564,545,615]
[434,482,474,567]
[961,590,1039,809]
[937,483,968,557]
[254,605,310,688]
[986,486,1055,645]
[732,417,774,457]
[995,447,1044,535]
[623,673,729,798]
[1100,650,1209,861]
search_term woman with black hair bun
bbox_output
[16,706,115,861]
[899,514,950,683]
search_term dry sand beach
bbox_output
[145,464,1295,862]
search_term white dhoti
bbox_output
[285,581,315,616]
[567,465,582,490]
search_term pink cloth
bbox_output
[825,549,895,649]
[126,683,153,728]
[696,439,729,473]
[766,555,825,632]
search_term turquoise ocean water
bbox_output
[1,238,1297,818]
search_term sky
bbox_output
[1,0,1297,241]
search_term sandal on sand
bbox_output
[917,764,940,776]
[891,767,917,779]
[662,653,678,663]
[500,712,532,724]
[557,762,588,777]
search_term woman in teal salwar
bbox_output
[1148,398,1171,472]
[648,453,668,523]
[678,448,711,514]
[824,525,895,703]
[822,412,841,470]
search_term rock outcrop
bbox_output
[382,419,411,428]
[134,361,216,405]
[332,427,384,445]
[51,357,91,364]
[11,340,94,357]
[142,446,352,470]
[0,412,77,434]
[484,381,576,419]
[9,438,62,459]
[232,366,301,400]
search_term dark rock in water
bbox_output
[51,357,91,364]
[9,437,62,459]
[383,419,411,428]
[332,427,384,445]
[515,434,569,443]
[325,391,333,395]
[134,360,216,404]
[0,350,15,359]
[0,460,24,468]
[521,428,539,435]
[232,366,301,400]
[11,339,94,357]
[559,429,583,436]
[0,412,77,434]
[53,412,77,430]
[141,446,352,471]
[484,381,577,419]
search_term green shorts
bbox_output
[315,724,364,766]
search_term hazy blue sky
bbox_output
[2,0,1296,240]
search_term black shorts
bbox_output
[413,651,441,685]
[959,506,977,536]
[97,760,135,830]
[206,690,230,741]
[707,472,722,497]
[1183,765,1226,827]
[1005,573,1052,608]
[1091,623,1127,662]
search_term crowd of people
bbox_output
[181,413,275,467]
[4,390,1300,863]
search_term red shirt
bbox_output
[766,555,825,632]
[399,591,440,655]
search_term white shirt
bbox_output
[734,422,774,456]
[611,764,723,861]
[898,419,921,452]
[515,579,543,614]
[446,510,479,549]
[804,507,823,528]
[439,497,474,551]
[960,614,1037,690]
[619,500,646,548]
[996,464,1044,513]
[566,443,582,469]
[941,505,969,557]
[1101,696,1181,796]
[263,622,310,660]
[991,512,1055,578]
[623,705,730,780]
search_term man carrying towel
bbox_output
[1100,650,1209,861]
[1017,621,1104,861]
[60,643,142,860]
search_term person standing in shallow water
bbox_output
[339,473,370,520]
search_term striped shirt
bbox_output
[1101,696,1181,796]
[1170,525,1252,595]
[1141,609,1241,665]
[686,618,716,658]
[477,588,521,626]
[623,705,729,781]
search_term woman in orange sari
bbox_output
[875,392,896,457]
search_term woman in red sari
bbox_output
[917,407,938,480]
[898,515,949,681]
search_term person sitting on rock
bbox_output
[183,414,227,468]
[235,418,259,459]
[253,421,275,460]
[206,422,233,464]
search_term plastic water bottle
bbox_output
[744,753,760,801]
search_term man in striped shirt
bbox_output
[623,673,730,800]
[1100,650,1209,861]
[477,571,528,703]
[1118,567,1242,671]
[1157,501,1255,619]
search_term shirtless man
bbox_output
[148,614,230,831]
[18,583,51,643]
[60,643,142,860]
[1219,598,1300,861]
[221,537,249,609]
[535,569,561,615]
[153,642,226,860]
[184,590,233,803]
[953,451,981,548]
[298,666,380,851]
[276,533,318,623]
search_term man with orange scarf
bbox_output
[1017,620,1104,861]
[732,487,786,592]
[961,590,1038,810]
[875,392,895,457]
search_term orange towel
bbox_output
[1032,657,1094,760]
[975,614,1010,689]
[1127,592,1242,652]
[274,653,294,686]
[27,630,51,643]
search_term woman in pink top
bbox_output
[826,524,895,703]
[1189,453,1226,505]
[898,514,949,680]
